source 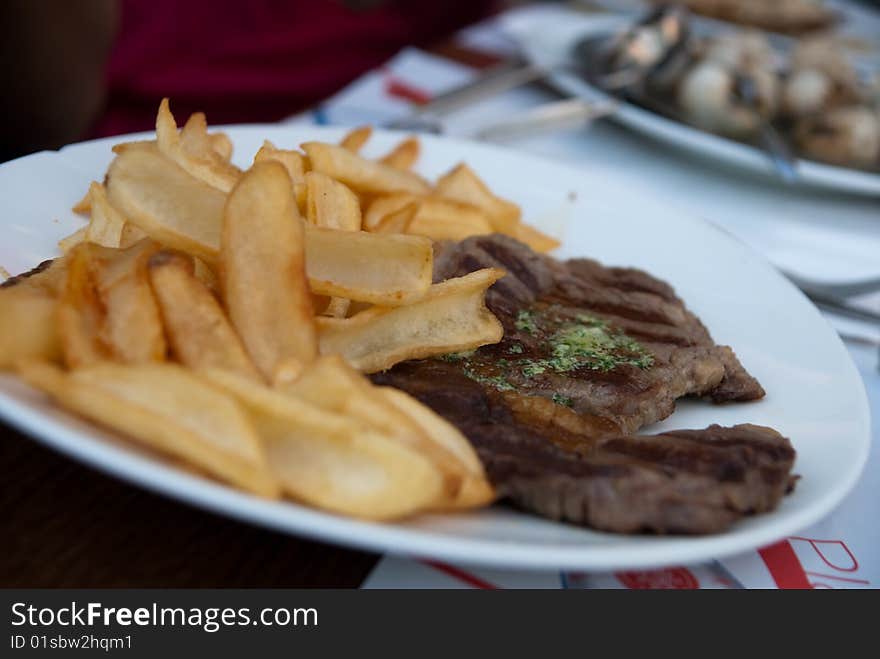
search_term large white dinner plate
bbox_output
[0,125,870,571]
[504,9,880,197]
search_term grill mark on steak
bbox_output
[372,360,795,534]
[435,235,764,404]
[372,235,792,534]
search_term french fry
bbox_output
[155,98,241,192]
[435,163,521,234]
[107,147,431,303]
[222,161,317,383]
[365,193,491,240]
[120,221,148,248]
[0,259,68,368]
[58,226,87,253]
[363,193,415,231]
[92,239,166,364]
[209,132,234,162]
[339,125,372,153]
[304,225,432,305]
[106,145,227,265]
[317,268,505,373]
[58,241,166,368]
[56,244,113,367]
[84,182,126,248]
[378,386,495,509]
[513,222,561,253]
[407,198,493,241]
[278,355,464,497]
[253,140,308,185]
[302,142,430,195]
[180,112,233,162]
[19,361,279,497]
[305,171,362,317]
[203,368,444,519]
[72,191,91,215]
[305,171,361,231]
[379,136,420,170]
[148,250,260,379]
[373,202,418,235]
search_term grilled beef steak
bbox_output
[372,235,796,534]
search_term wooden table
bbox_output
[1,427,379,587]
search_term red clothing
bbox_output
[94,0,494,137]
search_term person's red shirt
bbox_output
[94,0,495,137]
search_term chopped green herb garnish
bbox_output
[508,343,524,354]
[515,310,538,335]
[552,393,574,407]
[461,366,516,392]
[439,349,476,362]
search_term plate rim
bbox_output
[0,125,871,571]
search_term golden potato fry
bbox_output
[56,244,113,367]
[84,182,126,248]
[339,125,372,152]
[222,161,317,383]
[0,266,8,282]
[111,140,156,156]
[209,132,234,162]
[94,240,166,364]
[72,191,91,215]
[302,141,429,195]
[407,198,493,241]
[202,368,443,519]
[377,386,495,509]
[365,193,491,240]
[379,136,420,170]
[513,222,561,253]
[0,259,68,368]
[278,355,464,497]
[373,202,418,235]
[363,193,415,231]
[180,111,233,162]
[19,361,279,497]
[305,171,362,317]
[435,163,521,234]
[155,98,241,192]
[58,226,87,253]
[148,250,260,379]
[120,221,148,248]
[58,241,166,367]
[106,149,433,302]
[253,140,308,185]
[304,225,432,305]
[305,171,361,231]
[106,145,227,264]
[317,267,505,373]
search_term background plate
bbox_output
[0,125,870,570]
[504,9,880,197]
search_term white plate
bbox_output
[504,9,880,197]
[0,125,870,571]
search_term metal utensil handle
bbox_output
[393,60,549,121]
[474,98,618,142]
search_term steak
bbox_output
[372,235,795,534]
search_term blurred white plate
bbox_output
[0,125,870,570]
[504,9,880,196]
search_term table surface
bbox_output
[0,428,378,587]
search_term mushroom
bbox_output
[794,105,880,167]
[677,58,779,136]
